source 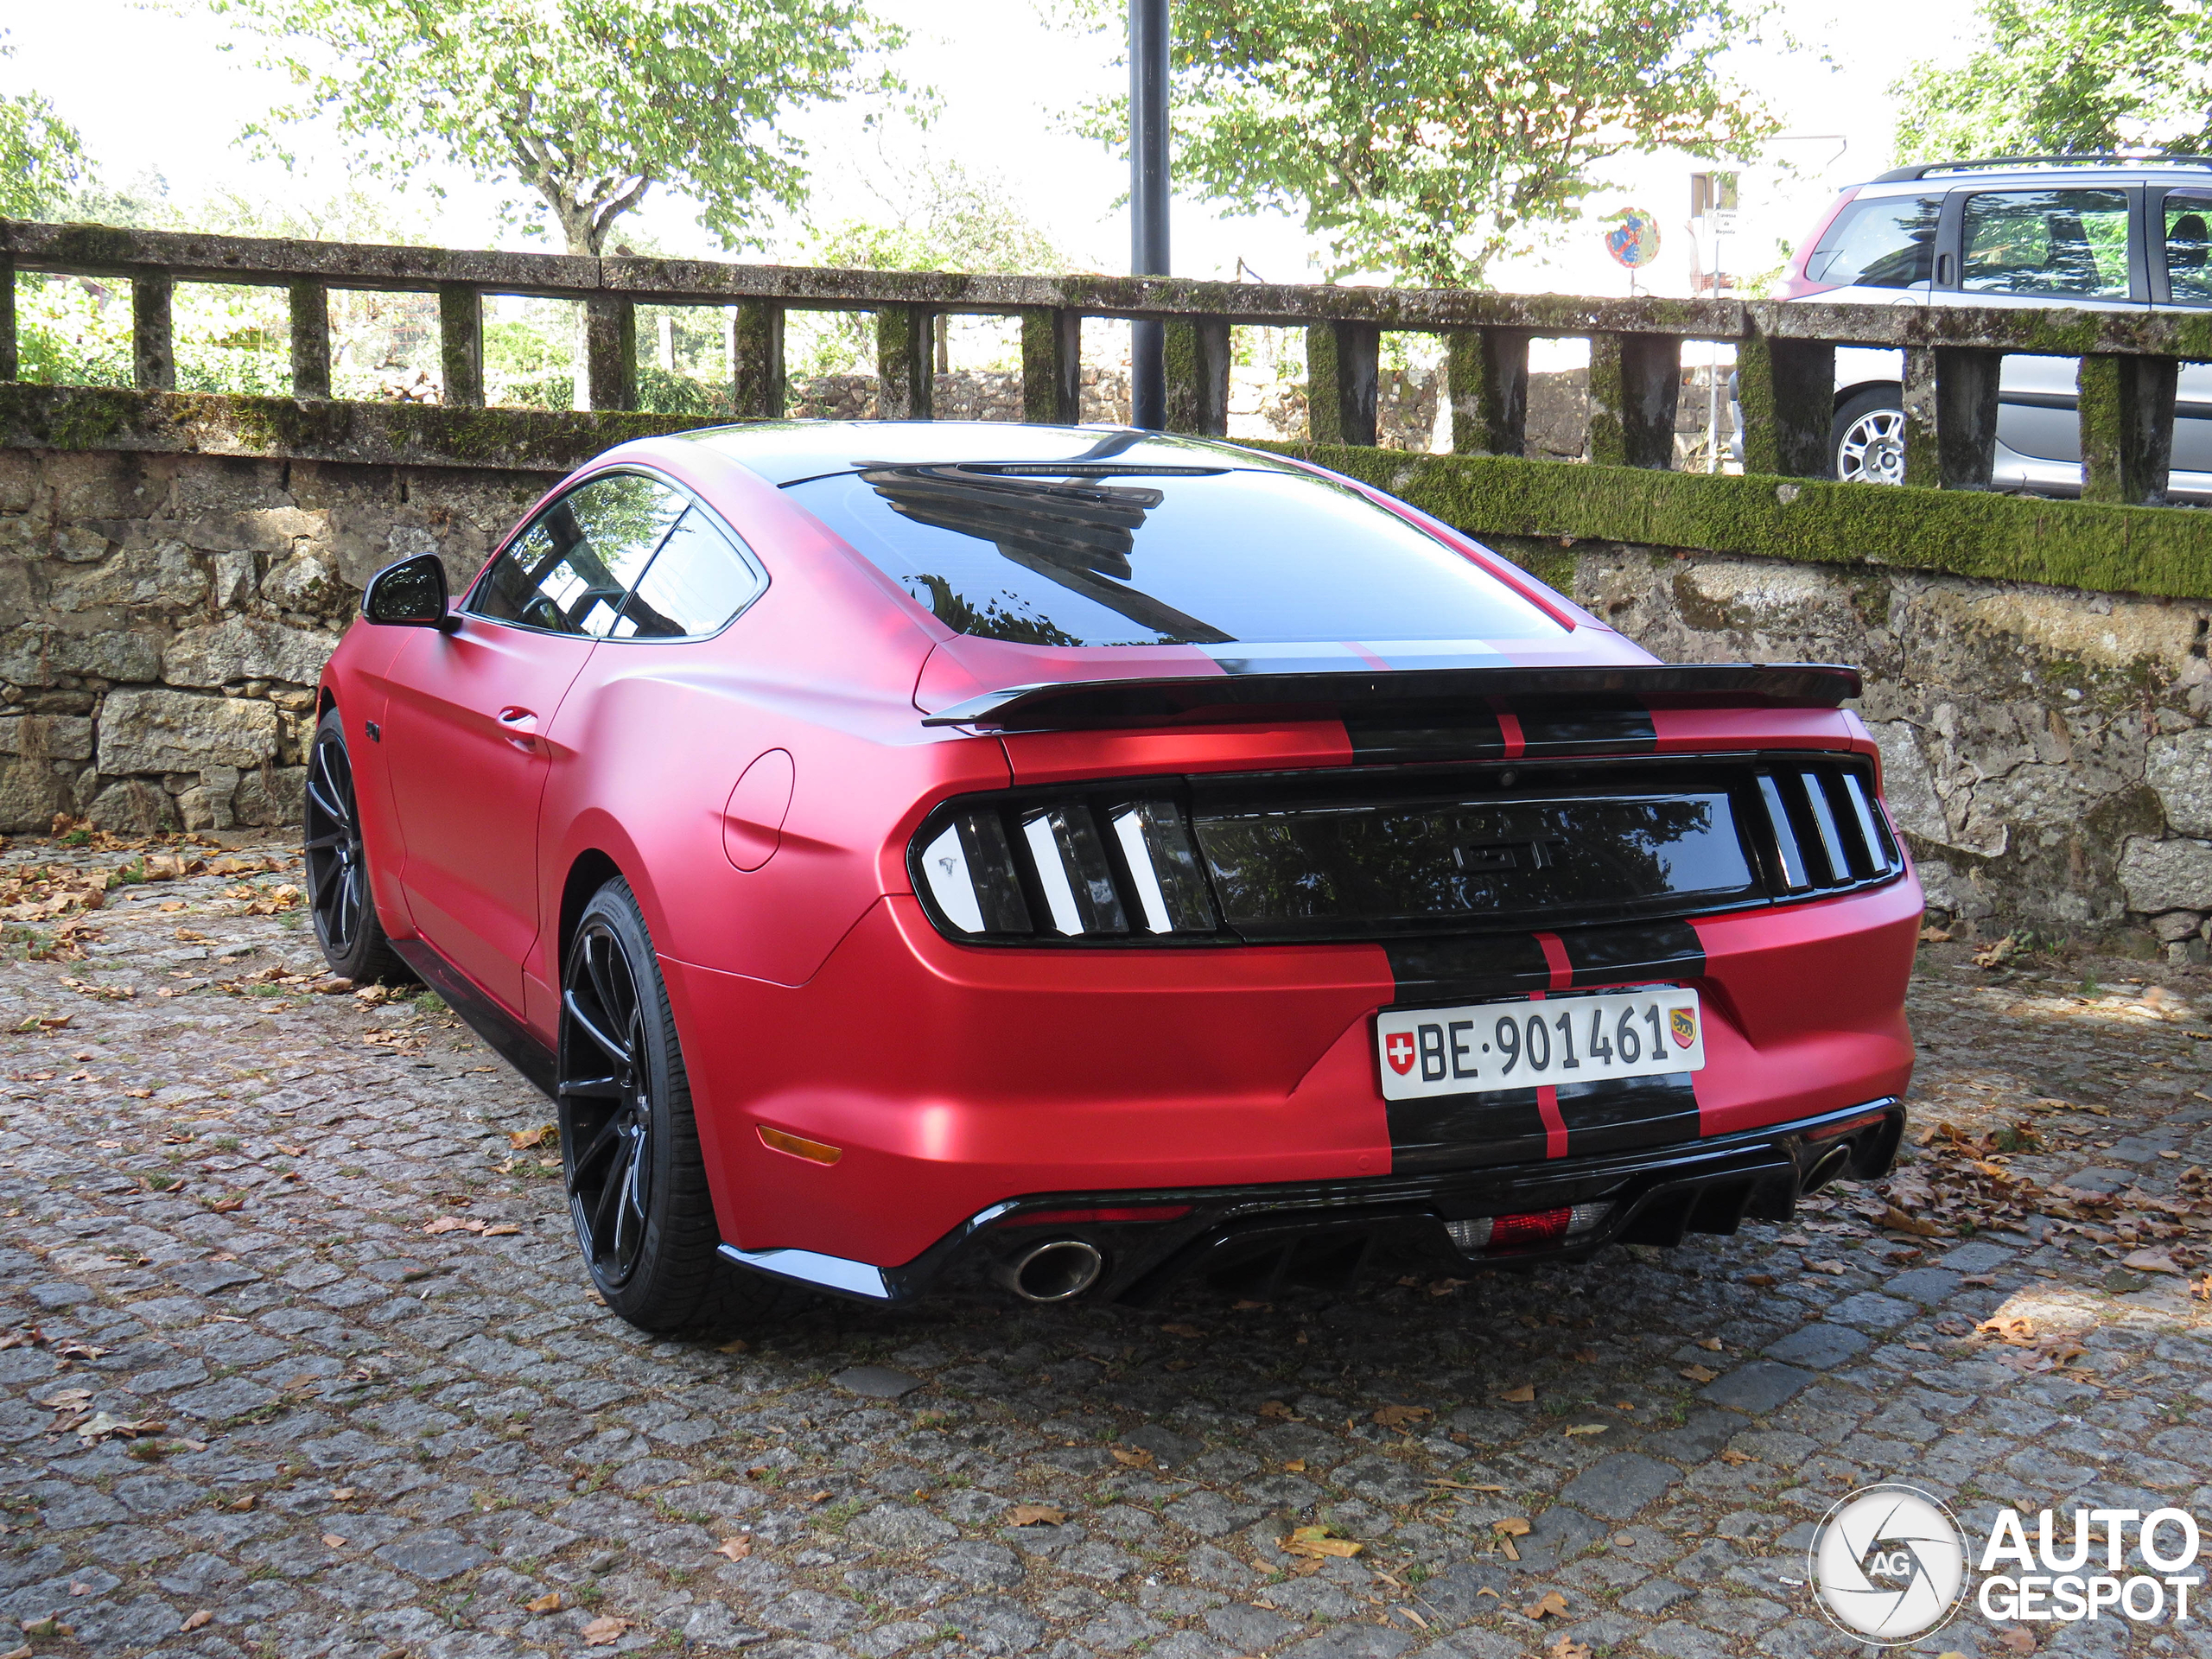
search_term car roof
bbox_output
[677,421,1306,488]
[1856,156,2212,194]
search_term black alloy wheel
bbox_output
[556,878,807,1332]
[303,707,405,983]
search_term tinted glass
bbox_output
[2166,193,2212,304]
[469,474,684,636]
[1193,791,1756,940]
[785,465,1560,647]
[1961,189,2130,299]
[1804,194,1941,289]
[609,508,762,639]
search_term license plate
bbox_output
[1376,988,1705,1100]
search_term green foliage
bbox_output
[1892,0,2212,161]
[212,0,917,254]
[1059,0,1776,286]
[0,34,86,219]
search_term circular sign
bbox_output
[1605,208,1662,270]
[1808,1484,1968,1645]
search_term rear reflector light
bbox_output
[1803,1111,1891,1142]
[918,798,1218,940]
[995,1205,1193,1228]
[1446,1203,1611,1254]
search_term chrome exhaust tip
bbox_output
[1800,1143,1853,1196]
[995,1237,1105,1303]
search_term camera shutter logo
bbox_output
[1808,1484,1968,1643]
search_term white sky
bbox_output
[0,0,1986,302]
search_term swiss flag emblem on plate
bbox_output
[1383,1031,1416,1075]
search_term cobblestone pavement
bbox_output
[6,836,2212,1659]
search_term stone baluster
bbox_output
[1164,317,1230,436]
[1902,346,2001,488]
[1020,308,1082,424]
[1446,327,1530,456]
[2078,353,2178,506]
[1307,321,1380,446]
[731,299,785,420]
[438,285,483,409]
[0,254,16,384]
[585,296,637,412]
[288,280,331,401]
[876,304,934,420]
[1735,329,1834,478]
[1588,333,1680,468]
[133,271,174,392]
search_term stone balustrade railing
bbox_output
[4,217,2209,506]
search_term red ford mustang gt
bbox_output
[308,422,1919,1333]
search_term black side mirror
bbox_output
[363,552,459,631]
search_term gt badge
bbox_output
[1384,1031,1416,1075]
[1670,1007,1698,1050]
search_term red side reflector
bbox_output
[997,1205,1193,1228]
[1487,1207,1573,1249]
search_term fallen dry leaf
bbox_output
[1160,1322,1205,1338]
[180,1610,213,1632]
[1525,1589,1571,1620]
[1678,1364,1719,1383]
[1496,1382,1535,1403]
[1745,1272,1777,1287]
[1571,1347,1599,1363]
[1008,1504,1065,1527]
[422,1215,482,1236]
[1719,1447,1756,1465]
[1881,1204,1943,1237]
[581,1614,632,1646]
[1694,1336,1722,1351]
[1806,1259,1848,1275]
[1564,1423,1609,1438]
[1257,1400,1295,1420]
[481,1223,522,1237]
[36,1387,92,1410]
[1110,1446,1155,1468]
[1550,1637,1594,1659]
[1371,1404,1431,1428]
[75,1410,164,1442]
[524,1591,563,1613]
[714,1536,753,1560]
[321,1534,346,1549]
[1284,1525,1363,1560]
[2122,1248,2182,1274]
[1996,1627,2039,1654]
[508,1123,553,1149]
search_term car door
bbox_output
[383,472,684,1011]
[2152,186,2212,499]
[1933,184,2148,485]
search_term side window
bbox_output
[608,508,763,639]
[2164,193,2212,305]
[467,474,684,636]
[1803,194,1942,289]
[1961,189,2130,299]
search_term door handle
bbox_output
[497,706,540,753]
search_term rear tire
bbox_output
[302,708,409,985]
[1831,388,1907,485]
[557,876,807,1335]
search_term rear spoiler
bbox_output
[920,663,1862,732]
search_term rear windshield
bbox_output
[783,464,1560,647]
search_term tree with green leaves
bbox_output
[212,0,917,255]
[0,34,87,219]
[1061,0,1776,287]
[1891,0,2210,162]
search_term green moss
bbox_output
[1245,440,2212,601]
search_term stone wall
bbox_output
[0,445,550,835]
[1497,535,2212,960]
[7,411,2212,957]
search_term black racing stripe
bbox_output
[1555,1073,1702,1158]
[1383,933,1550,1005]
[1344,705,1509,763]
[1513,702,1656,755]
[1389,1089,1551,1173]
[1559,919,1706,988]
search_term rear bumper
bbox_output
[722,1096,1905,1304]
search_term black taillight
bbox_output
[916,797,1219,941]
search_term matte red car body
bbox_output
[321,423,1918,1281]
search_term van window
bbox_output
[1803,195,1941,289]
[1961,189,2130,300]
[2165,193,2212,305]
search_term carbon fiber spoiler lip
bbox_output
[918,663,1863,732]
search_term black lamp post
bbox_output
[1128,0,1169,429]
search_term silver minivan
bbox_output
[1767,156,2212,497]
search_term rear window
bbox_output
[784,465,1560,647]
[1803,194,1942,289]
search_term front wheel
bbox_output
[557,877,806,1334]
[302,708,408,984]
[1831,389,1907,485]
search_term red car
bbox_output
[308,422,1919,1334]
